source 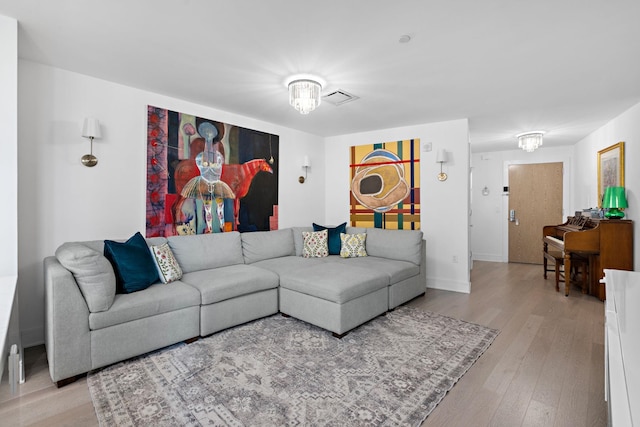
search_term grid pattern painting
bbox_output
[349,139,420,230]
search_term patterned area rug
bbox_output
[88,306,498,426]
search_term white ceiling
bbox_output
[2,0,640,152]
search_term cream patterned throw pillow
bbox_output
[302,229,329,258]
[150,242,183,283]
[340,233,368,258]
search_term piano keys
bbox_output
[543,216,633,300]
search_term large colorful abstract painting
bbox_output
[349,140,420,230]
[146,106,279,237]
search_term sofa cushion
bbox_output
[365,228,423,265]
[104,232,160,294]
[88,280,201,330]
[252,255,331,275]
[55,243,116,313]
[279,263,388,304]
[168,232,244,273]
[302,230,329,258]
[180,264,279,305]
[149,242,183,283]
[313,222,346,255]
[241,228,295,264]
[331,256,419,284]
[346,226,366,235]
[340,232,368,258]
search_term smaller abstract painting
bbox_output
[349,139,420,230]
[597,141,624,207]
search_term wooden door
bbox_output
[508,163,563,264]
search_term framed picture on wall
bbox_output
[597,141,624,207]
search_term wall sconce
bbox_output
[298,156,310,184]
[81,117,101,167]
[436,149,448,181]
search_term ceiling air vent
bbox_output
[322,89,359,106]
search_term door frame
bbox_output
[501,158,572,263]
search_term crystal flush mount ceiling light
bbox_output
[516,131,545,152]
[287,76,324,115]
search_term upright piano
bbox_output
[543,216,633,300]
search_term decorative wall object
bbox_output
[146,106,279,237]
[597,141,624,207]
[349,139,420,229]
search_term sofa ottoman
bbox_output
[279,263,389,337]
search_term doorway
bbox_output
[508,162,563,264]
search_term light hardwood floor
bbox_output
[0,261,607,426]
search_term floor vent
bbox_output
[322,90,359,106]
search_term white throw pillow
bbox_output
[340,233,368,258]
[302,229,329,258]
[150,242,183,283]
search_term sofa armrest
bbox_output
[44,256,92,383]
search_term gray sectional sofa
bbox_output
[44,226,425,386]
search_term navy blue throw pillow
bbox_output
[313,222,347,255]
[104,232,159,294]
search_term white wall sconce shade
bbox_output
[81,117,101,167]
[82,117,101,139]
[289,79,322,115]
[517,131,544,152]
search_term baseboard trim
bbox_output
[472,253,504,263]
[427,277,471,294]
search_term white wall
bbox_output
[324,119,471,293]
[573,101,640,270]
[471,146,574,262]
[0,15,17,277]
[18,60,325,346]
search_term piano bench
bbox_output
[543,250,565,292]
[543,250,590,296]
[569,255,590,296]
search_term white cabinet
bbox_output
[603,269,640,427]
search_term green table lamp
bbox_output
[602,186,628,219]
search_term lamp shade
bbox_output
[82,118,101,139]
[436,149,448,163]
[602,186,628,219]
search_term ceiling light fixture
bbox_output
[516,131,545,152]
[288,78,322,115]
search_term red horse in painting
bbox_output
[221,159,273,229]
